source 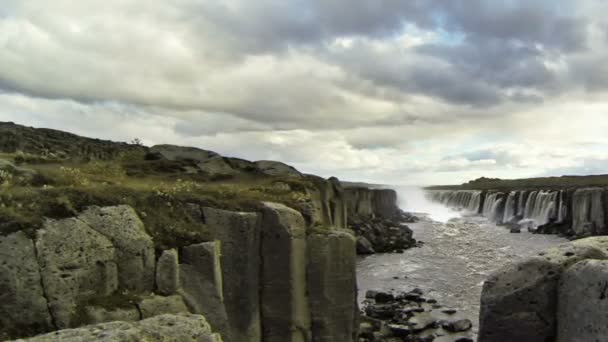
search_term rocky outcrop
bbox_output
[11,314,223,342]
[304,176,348,229]
[478,237,608,342]
[307,231,357,342]
[78,205,155,293]
[202,207,261,342]
[156,249,179,296]
[255,160,302,178]
[2,199,360,342]
[0,231,53,339]
[260,202,311,342]
[150,144,303,178]
[179,241,232,341]
[35,218,118,329]
[344,188,400,219]
[138,295,189,319]
[344,187,417,254]
[571,188,606,236]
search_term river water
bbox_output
[356,187,567,335]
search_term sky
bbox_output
[1,1,608,185]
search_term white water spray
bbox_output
[395,186,460,222]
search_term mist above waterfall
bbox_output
[395,186,460,222]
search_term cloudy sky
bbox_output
[2,1,608,185]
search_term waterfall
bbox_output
[517,190,527,218]
[523,191,538,219]
[427,190,482,214]
[503,191,517,223]
[557,190,567,223]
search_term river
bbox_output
[356,187,567,335]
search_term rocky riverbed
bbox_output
[357,212,567,339]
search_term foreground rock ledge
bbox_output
[10,314,222,342]
[478,236,608,342]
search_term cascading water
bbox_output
[426,190,481,216]
[503,192,517,223]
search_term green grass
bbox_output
[0,154,313,250]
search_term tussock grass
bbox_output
[0,155,313,249]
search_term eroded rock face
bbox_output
[0,231,53,339]
[557,259,608,342]
[83,306,139,325]
[307,231,357,342]
[138,295,189,319]
[202,207,261,342]
[78,205,155,292]
[179,241,231,342]
[572,188,606,236]
[35,218,118,329]
[156,249,179,296]
[344,187,374,217]
[11,314,223,342]
[372,189,400,219]
[479,239,608,342]
[260,202,311,342]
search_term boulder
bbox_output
[179,241,231,341]
[260,202,311,342]
[202,207,261,342]
[35,218,118,329]
[156,249,180,296]
[0,231,53,339]
[78,205,155,292]
[255,160,302,178]
[307,231,357,342]
[12,313,222,342]
[138,295,189,319]
[557,259,608,342]
[479,242,608,342]
[356,237,375,255]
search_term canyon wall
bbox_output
[1,202,358,342]
[428,188,608,237]
[1,180,403,341]
[344,187,416,254]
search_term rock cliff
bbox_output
[1,203,359,341]
[345,187,417,254]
